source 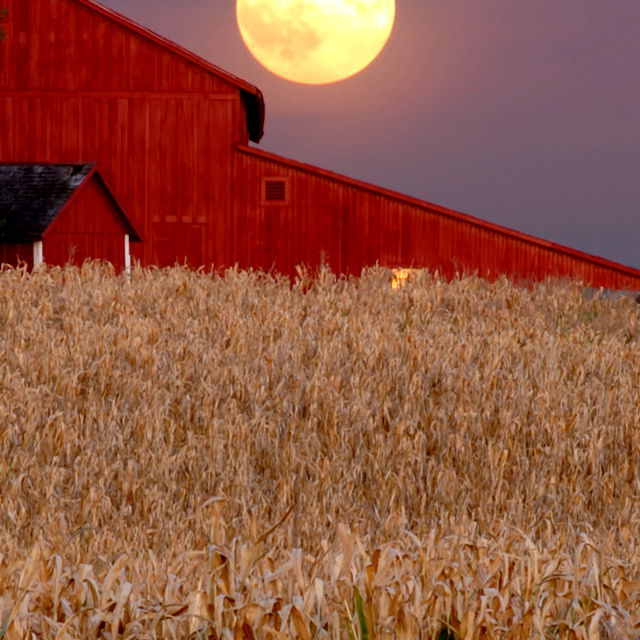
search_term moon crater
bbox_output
[237,0,395,84]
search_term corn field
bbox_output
[1,263,640,639]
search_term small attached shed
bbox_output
[0,163,141,269]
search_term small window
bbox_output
[262,177,289,205]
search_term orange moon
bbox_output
[236,0,396,85]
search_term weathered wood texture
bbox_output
[0,243,33,268]
[43,175,130,267]
[0,173,131,268]
[0,0,255,267]
[234,146,640,290]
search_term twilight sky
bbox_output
[101,0,640,268]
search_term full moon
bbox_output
[236,0,396,85]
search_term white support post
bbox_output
[124,234,131,273]
[33,241,44,268]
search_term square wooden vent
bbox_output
[263,178,289,204]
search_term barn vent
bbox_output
[263,178,289,204]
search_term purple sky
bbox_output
[101,0,640,268]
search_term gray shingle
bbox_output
[0,163,94,242]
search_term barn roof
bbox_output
[0,163,141,243]
[73,0,265,143]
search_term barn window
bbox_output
[262,178,289,204]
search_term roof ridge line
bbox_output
[69,0,265,142]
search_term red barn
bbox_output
[1,0,640,289]
[0,163,140,269]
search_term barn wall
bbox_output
[0,243,33,268]
[0,0,241,94]
[234,148,640,290]
[43,176,127,267]
[0,0,251,267]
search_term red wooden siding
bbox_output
[234,146,640,290]
[155,223,204,267]
[0,0,260,267]
[43,175,130,267]
[0,243,33,268]
[1,0,261,97]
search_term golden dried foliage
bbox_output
[1,263,639,639]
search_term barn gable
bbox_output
[0,164,93,242]
[0,0,263,265]
[0,163,139,242]
[0,162,141,269]
[0,0,264,142]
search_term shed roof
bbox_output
[0,163,141,243]
[73,0,265,142]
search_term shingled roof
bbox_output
[0,163,95,242]
[0,163,141,243]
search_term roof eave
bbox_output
[73,0,265,143]
[242,89,265,143]
[36,164,142,242]
[0,234,43,244]
[95,169,143,242]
